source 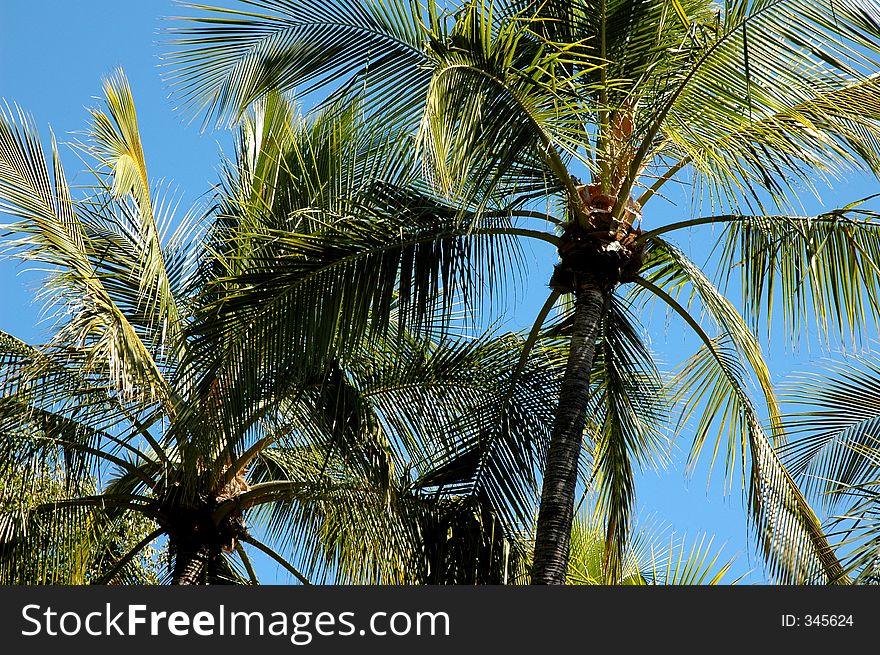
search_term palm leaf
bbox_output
[0,102,172,405]
[585,296,670,582]
[780,352,880,507]
[164,0,432,127]
[633,276,846,584]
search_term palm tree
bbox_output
[179,87,582,584]
[0,71,573,584]
[165,0,880,583]
[780,352,880,583]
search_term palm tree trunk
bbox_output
[531,282,607,584]
[171,540,213,585]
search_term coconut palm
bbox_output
[166,0,880,583]
[0,72,574,584]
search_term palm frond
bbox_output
[417,1,601,205]
[0,102,172,405]
[640,237,781,452]
[716,207,880,343]
[0,458,161,584]
[780,352,880,507]
[164,0,432,127]
[79,69,186,362]
[565,510,735,585]
[409,333,561,533]
[581,296,670,582]
[647,0,880,210]
[634,277,846,584]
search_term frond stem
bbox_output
[93,527,165,584]
[238,534,310,585]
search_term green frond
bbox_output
[164,0,432,127]
[409,333,562,532]
[649,0,880,210]
[648,531,734,586]
[0,103,173,406]
[717,207,880,344]
[188,99,526,404]
[780,352,880,506]
[565,510,735,585]
[584,296,670,582]
[634,277,846,584]
[640,237,782,449]
[417,1,601,205]
[0,459,162,584]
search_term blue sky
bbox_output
[2,0,877,584]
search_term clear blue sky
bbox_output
[2,0,877,584]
